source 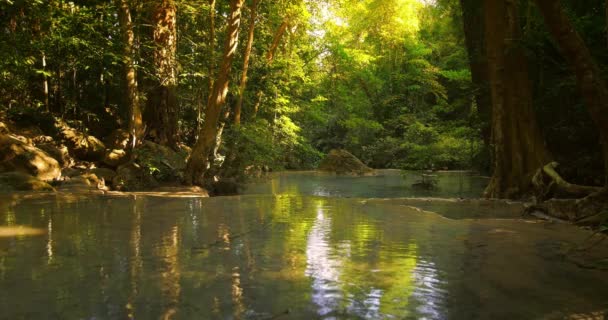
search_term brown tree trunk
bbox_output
[460,0,492,147]
[234,0,261,125]
[115,0,144,151]
[266,19,289,64]
[199,0,217,133]
[533,0,608,185]
[185,0,245,186]
[147,0,179,149]
[483,0,551,198]
[251,18,290,118]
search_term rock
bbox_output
[62,167,84,178]
[318,149,375,176]
[0,122,9,134]
[104,129,130,150]
[134,141,187,182]
[0,134,62,181]
[210,179,240,196]
[151,185,210,197]
[57,173,105,192]
[88,168,117,183]
[54,119,106,161]
[102,149,129,168]
[112,162,158,191]
[37,142,73,168]
[33,136,54,144]
[0,172,55,192]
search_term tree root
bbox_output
[527,162,608,229]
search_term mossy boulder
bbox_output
[0,172,55,192]
[0,134,61,181]
[133,141,187,182]
[112,162,159,191]
[318,149,375,175]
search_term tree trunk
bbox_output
[533,0,608,186]
[147,0,179,149]
[483,0,551,198]
[185,0,245,186]
[251,18,289,118]
[42,52,49,112]
[266,19,289,64]
[460,0,492,147]
[234,0,261,125]
[199,0,217,133]
[115,0,144,151]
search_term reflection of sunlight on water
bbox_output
[0,226,46,238]
[305,205,342,316]
[411,260,447,319]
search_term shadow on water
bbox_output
[0,171,607,319]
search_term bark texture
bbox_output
[460,0,492,146]
[115,0,144,150]
[266,19,289,63]
[185,0,245,185]
[533,0,608,185]
[234,0,261,125]
[483,0,550,198]
[147,0,179,149]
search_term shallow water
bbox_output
[1,171,607,319]
[242,170,489,199]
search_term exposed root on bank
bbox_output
[526,162,608,230]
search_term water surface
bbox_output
[1,172,607,319]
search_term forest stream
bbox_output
[1,170,607,319]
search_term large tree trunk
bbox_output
[147,0,179,149]
[115,0,144,151]
[185,0,245,186]
[460,0,492,148]
[234,0,261,125]
[533,0,608,186]
[483,0,551,198]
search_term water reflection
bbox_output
[0,194,607,319]
[305,204,342,316]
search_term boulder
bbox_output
[62,167,85,178]
[134,141,187,182]
[0,172,55,192]
[318,149,375,176]
[37,142,73,168]
[57,173,105,192]
[54,119,106,161]
[104,129,130,150]
[102,149,129,167]
[0,122,10,134]
[112,162,158,191]
[0,134,61,181]
[88,168,117,183]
